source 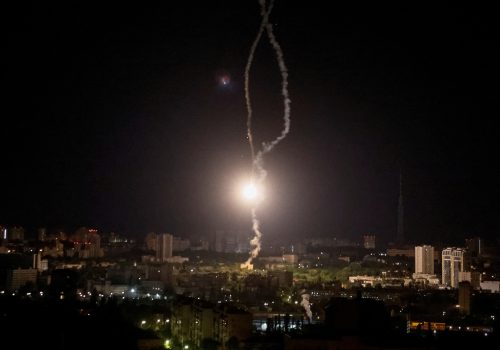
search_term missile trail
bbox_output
[242,0,291,269]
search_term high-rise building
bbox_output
[8,226,25,241]
[7,268,37,291]
[173,236,191,252]
[442,248,469,288]
[214,230,250,253]
[465,237,482,257]
[88,230,102,258]
[415,245,434,275]
[363,235,376,249]
[145,232,157,251]
[32,253,48,272]
[458,281,471,315]
[458,271,481,289]
[70,228,103,258]
[37,228,47,241]
[155,233,173,262]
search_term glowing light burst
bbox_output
[220,74,230,86]
[241,182,264,203]
[215,70,231,89]
[243,183,258,200]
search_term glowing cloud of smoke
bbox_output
[242,0,291,269]
[301,294,313,323]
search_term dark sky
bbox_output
[3,1,498,244]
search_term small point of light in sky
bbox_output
[216,72,231,88]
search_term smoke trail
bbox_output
[260,6,291,155]
[242,0,291,269]
[300,294,313,323]
[244,0,274,163]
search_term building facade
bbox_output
[442,247,469,288]
[155,233,173,262]
[363,235,376,249]
[415,245,434,275]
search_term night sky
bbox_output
[3,2,498,244]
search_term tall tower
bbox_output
[415,245,434,275]
[458,281,471,315]
[396,170,405,245]
[155,233,173,262]
[363,235,376,249]
[442,248,469,288]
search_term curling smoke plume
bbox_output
[242,0,291,269]
[301,294,313,323]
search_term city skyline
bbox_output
[3,2,498,243]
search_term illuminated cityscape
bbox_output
[2,1,498,349]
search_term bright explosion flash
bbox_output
[243,183,258,200]
[242,182,263,203]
